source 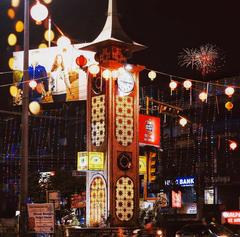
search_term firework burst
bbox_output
[178,44,223,76]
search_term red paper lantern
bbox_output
[76,55,87,67]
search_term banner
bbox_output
[13,44,96,105]
[139,114,160,147]
[89,152,104,170]
[77,152,89,171]
[27,203,54,233]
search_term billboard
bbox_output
[13,44,96,104]
[139,114,160,147]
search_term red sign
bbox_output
[139,114,160,147]
[222,211,240,225]
[172,190,182,208]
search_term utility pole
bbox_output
[19,0,29,236]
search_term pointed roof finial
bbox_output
[80,0,145,53]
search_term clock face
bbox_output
[117,70,134,95]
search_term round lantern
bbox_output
[111,70,119,78]
[57,36,71,48]
[148,70,156,81]
[29,101,41,115]
[169,81,177,90]
[199,91,207,102]
[76,55,87,67]
[229,140,237,150]
[225,86,234,97]
[29,80,37,89]
[9,85,18,97]
[88,64,100,76]
[225,101,233,111]
[30,0,48,23]
[102,69,112,80]
[179,117,187,127]
[183,80,192,90]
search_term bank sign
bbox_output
[165,176,195,187]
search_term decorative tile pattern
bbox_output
[115,96,134,146]
[91,95,105,146]
[115,176,134,221]
[90,176,106,226]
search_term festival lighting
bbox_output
[56,35,71,48]
[199,91,207,102]
[88,64,100,76]
[229,140,237,151]
[179,117,187,127]
[148,70,157,81]
[30,0,48,24]
[225,86,235,97]
[102,69,112,80]
[183,80,192,90]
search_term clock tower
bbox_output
[81,0,145,227]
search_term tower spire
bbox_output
[81,0,145,53]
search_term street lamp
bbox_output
[20,1,48,236]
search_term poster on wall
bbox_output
[77,152,89,171]
[89,152,104,170]
[27,203,54,233]
[139,114,160,147]
[139,155,147,174]
[13,44,96,105]
[172,190,182,208]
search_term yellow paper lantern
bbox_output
[29,101,41,115]
[8,57,14,70]
[11,0,20,8]
[44,29,54,42]
[9,85,18,97]
[8,33,17,46]
[43,0,52,4]
[225,101,233,111]
[7,8,15,19]
[148,70,157,81]
[38,43,48,48]
[15,20,24,32]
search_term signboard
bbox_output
[139,114,160,147]
[139,156,147,174]
[13,45,96,105]
[89,152,104,170]
[47,190,61,210]
[77,152,88,171]
[165,176,195,187]
[222,211,240,225]
[27,203,54,233]
[172,190,182,208]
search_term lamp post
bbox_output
[19,0,29,235]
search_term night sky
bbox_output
[1,0,240,89]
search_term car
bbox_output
[175,222,240,237]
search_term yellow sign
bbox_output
[139,156,147,174]
[89,152,104,170]
[77,152,88,171]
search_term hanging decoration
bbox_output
[102,69,112,80]
[148,70,157,81]
[169,80,177,95]
[183,80,192,90]
[30,0,48,24]
[199,91,207,102]
[229,140,237,150]
[179,117,187,127]
[29,80,37,89]
[76,55,87,68]
[9,85,18,97]
[29,101,41,115]
[225,86,235,98]
[88,64,100,76]
[225,101,233,111]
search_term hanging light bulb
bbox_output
[56,36,71,48]
[229,140,237,150]
[179,117,187,127]
[111,70,119,78]
[29,101,41,115]
[225,86,235,98]
[225,101,233,111]
[199,91,207,102]
[125,64,133,71]
[29,80,37,89]
[30,0,48,24]
[88,64,100,76]
[102,69,112,80]
[169,81,177,91]
[148,70,157,81]
[183,80,192,90]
